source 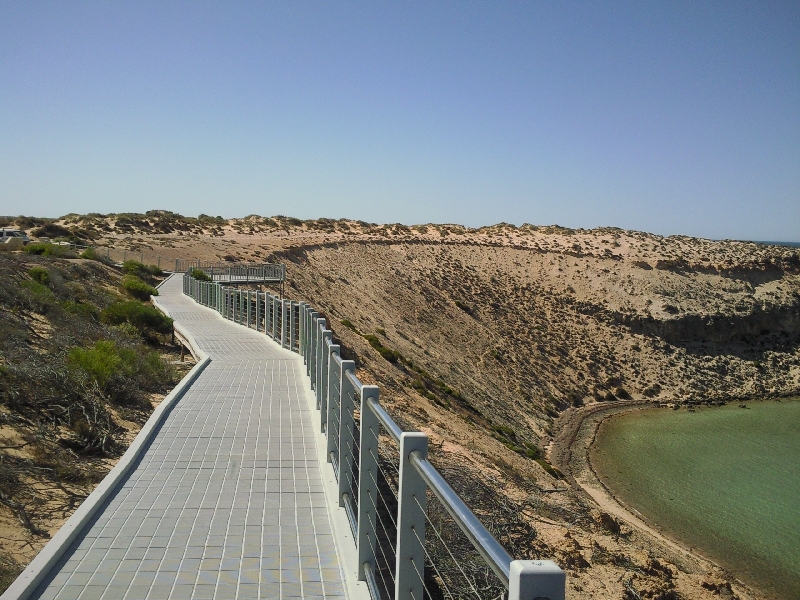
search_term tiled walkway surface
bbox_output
[32,275,347,600]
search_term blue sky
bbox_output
[1,2,798,240]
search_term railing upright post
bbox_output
[318,331,332,424]
[307,309,318,373]
[508,561,566,600]
[332,359,354,465]
[309,312,318,388]
[357,385,380,581]
[246,291,251,328]
[281,300,288,348]
[314,318,326,405]
[338,360,357,509]
[395,432,429,600]
[255,291,261,331]
[298,302,307,358]
[325,343,340,433]
[272,296,278,340]
[290,301,297,351]
[264,293,272,336]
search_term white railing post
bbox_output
[332,360,356,466]
[298,302,304,355]
[508,561,566,600]
[265,294,270,336]
[255,291,261,331]
[272,295,278,339]
[246,291,251,328]
[315,318,326,406]
[325,344,340,433]
[357,385,380,580]
[290,301,297,351]
[395,432,428,600]
[281,300,288,348]
[320,331,332,410]
[308,311,318,385]
[338,360,356,509]
[307,309,318,374]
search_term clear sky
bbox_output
[1,2,798,240]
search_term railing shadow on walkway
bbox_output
[184,273,566,600]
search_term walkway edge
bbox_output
[1,284,210,600]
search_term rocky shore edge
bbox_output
[545,398,778,600]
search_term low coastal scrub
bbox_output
[189,267,212,282]
[23,243,77,258]
[101,300,173,337]
[121,274,158,300]
[0,252,179,576]
[122,260,162,281]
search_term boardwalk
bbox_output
[29,275,349,600]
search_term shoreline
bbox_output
[548,399,769,600]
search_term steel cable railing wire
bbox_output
[341,385,361,513]
[361,427,402,600]
[418,487,508,600]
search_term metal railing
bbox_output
[183,273,297,350]
[183,273,565,600]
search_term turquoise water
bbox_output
[592,400,800,599]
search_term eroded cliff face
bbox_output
[276,241,799,435]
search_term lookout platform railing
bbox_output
[183,272,565,600]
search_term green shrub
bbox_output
[123,260,162,280]
[61,300,99,320]
[535,459,565,480]
[24,243,77,258]
[20,280,55,311]
[121,274,158,300]
[68,340,172,397]
[80,247,98,260]
[101,300,172,334]
[24,243,48,255]
[362,334,402,363]
[68,341,135,388]
[190,268,211,282]
[28,266,50,286]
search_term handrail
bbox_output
[345,369,362,392]
[410,451,513,586]
[366,396,403,444]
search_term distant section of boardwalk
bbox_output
[31,275,348,600]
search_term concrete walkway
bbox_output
[31,275,348,600]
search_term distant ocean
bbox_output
[755,241,800,248]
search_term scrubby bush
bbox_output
[101,300,173,335]
[121,274,158,300]
[190,268,212,282]
[24,243,76,258]
[68,340,174,406]
[363,334,402,363]
[68,341,136,388]
[122,260,163,280]
[28,266,50,285]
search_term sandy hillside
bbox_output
[13,211,800,599]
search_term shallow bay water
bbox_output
[592,400,800,599]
